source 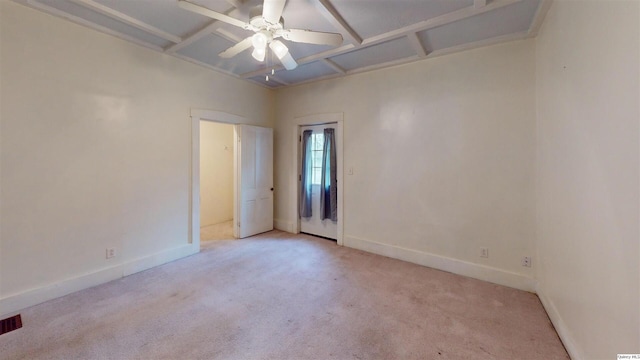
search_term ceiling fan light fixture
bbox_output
[269,40,297,70]
[251,47,266,62]
[251,32,268,50]
[269,40,288,59]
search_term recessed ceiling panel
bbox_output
[285,41,334,61]
[92,0,226,39]
[249,75,282,88]
[331,0,473,40]
[418,0,540,52]
[177,33,262,74]
[281,0,343,35]
[329,38,415,71]
[214,24,252,43]
[36,0,172,48]
[273,61,337,84]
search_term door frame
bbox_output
[290,113,344,246]
[190,109,245,249]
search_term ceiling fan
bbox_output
[178,0,344,71]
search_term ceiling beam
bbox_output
[279,72,342,88]
[172,52,239,78]
[67,0,182,43]
[247,78,285,88]
[241,65,284,79]
[295,44,355,64]
[323,59,346,74]
[427,31,528,59]
[216,28,244,43]
[27,0,163,51]
[362,0,519,46]
[165,22,219,53]
[311,0,362,45]
[527,0,553,37]
[345,55,420,76]
[474,0,487,9]
[267,75,289,86]
[177,0,248,29]
[165,7,242,53]
[406,33,427,58]
[224,0,244,8]
[240,44,354,78]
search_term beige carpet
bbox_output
[200,220,234,242]
[0,231,568,359]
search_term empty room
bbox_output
[0,0,638,359]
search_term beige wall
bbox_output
[0,1,273,314]
[535,1,640,358]
[275,40,537,289]
[199,121,234,227]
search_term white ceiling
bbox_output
[15,0,550,88]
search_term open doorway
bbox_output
[299,123,338,240]
[189,109,275,251]
[291,112,344,246]
[199,121,235,245]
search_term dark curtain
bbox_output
[299,130,313,218]
[320,128,337,221]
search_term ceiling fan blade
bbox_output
[262,0,286,25]
[178,0,248,29]
[219,37,253,58]
[280,29,343,47]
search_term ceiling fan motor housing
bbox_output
[250,5,284,29]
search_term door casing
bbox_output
[189,109,246,250]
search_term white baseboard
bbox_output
[0,243,199,318]
[122,243,198,276]
[536,286,582,360]
[343,235,537,292]
[274,218,295,233]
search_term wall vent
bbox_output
[0,314,22,335]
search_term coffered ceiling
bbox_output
[14,0,551,88]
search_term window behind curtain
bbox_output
[310,133,325,185]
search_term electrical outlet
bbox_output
[106,248,116,259]
[522,256,531,267]
[480,247,489,258]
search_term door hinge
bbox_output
[299,135,301,142]
[299,174,301,181]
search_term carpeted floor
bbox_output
[0,231,569,359]
[200,220,234,242]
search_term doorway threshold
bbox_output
[300,232,337,242]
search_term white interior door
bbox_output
[237,124,273,238]
[300,124,337,240]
